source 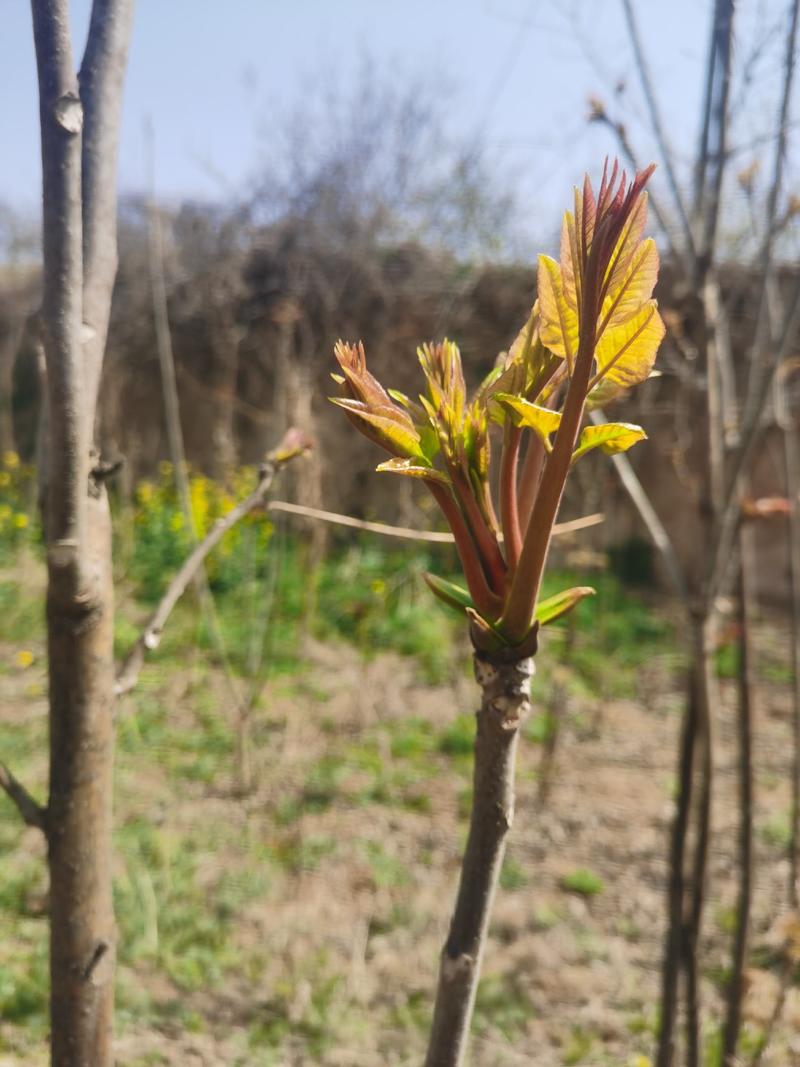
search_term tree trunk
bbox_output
[685,615,715,1067]
[425,653,533,1067]
[721,546,755,1066]
[47,490,115,1067]
[31,3,134,1064]
[785,400,800,908]
[656,646,697,1067]
[656,611,715,1067]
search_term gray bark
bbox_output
[425,653,533,1067]
[30,2,134,1064]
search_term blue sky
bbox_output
[0,1,791,247]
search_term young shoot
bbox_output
[331,160,665,1067]
[332,160,664,654]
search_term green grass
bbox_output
[0,477,695,1063]
[560,868,605,897]
[760,811,792,850]
[473,973,534,1040]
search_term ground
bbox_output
[0,548,798,1066]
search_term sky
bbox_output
[0,0,793,253]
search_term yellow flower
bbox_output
[629,1057,652,1067]
[0,472,10,488]
[16,649,34,669]
[371,578,386,596]
[13,513,29,529]
[169,512,185,532]
[2,451,19,470]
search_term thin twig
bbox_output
[722,541,756,1065]
[656,651,697,1067]
[588,105,684,267]
[144,122,193,528]
[115,436,309,697]
[748,960,792,1067]
[708,271,800,603]
[620,0,696,260]
[744,0,800,401]
[589,408,688,600]
[0,762,47,832]
[693,0,736,274]
[115,472,272,696]
[686,624,716,1067]
[777,361,800,908]
[267,500,604,542]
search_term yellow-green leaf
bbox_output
[330,398,424,459]
[585,377,625,410]
[598,237,659,338]
[491,394,562,450]
[603,190,650,298]
[334,340,394,409]
[507,307,538,364]
[376,457,450,485]
[537,255,578,366]
[535,586,595,625]
[594,300,665,390]
[423,573,474,613]
[572,422,647,462]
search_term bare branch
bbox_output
[589,409,688,601]
[144,121,195,530]
[708,270,800,603]
[777,361,800,908]
[79,0,136,416]
[721,539,756,1066]
[693,0,735,277]
[588,102,685,267]
[266,500,604,543]
[740,0,800,416]
[0,762,46,832]
[620,0,696,261]
[703,275,730,512]
[115,434,310,697]
[31,0,86,594]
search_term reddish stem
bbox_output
[451,467,507,596]
[501,276,601,642]
[428,481,503,620]
[499,423,523,569]
[517,434,546,536]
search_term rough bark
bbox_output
[47,492,116,1067]
[424,653,533,1067]
[30,3,133,1064]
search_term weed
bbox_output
[473,973,533,1039]
[563,1025,597,1064]
[560,868,604,897]
[500,855,528,890]
[438,714,475,757]
[760,811,791,850]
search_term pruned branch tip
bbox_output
[0,762,47,833]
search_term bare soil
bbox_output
[1,625,798,1066]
